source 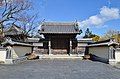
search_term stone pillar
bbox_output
[69,39,72,55]
[48,40,52,55]
[109,46,113,59]
[109,46,115,59]
[109,46,116,65]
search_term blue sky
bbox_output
[32,0,120,36]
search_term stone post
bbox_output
[109,46,115,59]
[48,40,52,55]
[109,46,116,65]
[69,39,72,55]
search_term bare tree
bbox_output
[0,0,39,39]
[100,29,120,42]
[17,13,39,37]
[0,0,32,34]
[0,0,31,22]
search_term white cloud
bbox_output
[79,6,120,28]
[100,6,120,19]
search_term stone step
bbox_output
[5,59,13,64]
[39,54,83,59]
[4,56,27,64]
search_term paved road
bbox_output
[0,59,120,79]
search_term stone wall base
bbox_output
[109,59,117,66]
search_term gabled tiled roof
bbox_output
[40,22,80,34]
[4,24,24,35]
[2,38,33,47]
[87,39,119,47]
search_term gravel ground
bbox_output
[0,59,120,79]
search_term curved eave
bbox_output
[40,32,81,35]
[87,42,119,47]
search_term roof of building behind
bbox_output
[40,22,80,34]
[88,39,119,47]
[4,24,24,35]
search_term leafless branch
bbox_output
[0,0,39,38]
[1,0,32,24]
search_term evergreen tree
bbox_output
[83,28,93,38]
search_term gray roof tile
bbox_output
[40,22,80,34]
[5,24,24,35]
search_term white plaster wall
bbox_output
[33,43,43,46]
[78,43,87,46]
[0,50,6,62]
[115,49,120,62]
[13,46,32,57]
[7,46,18,59]
[89,46,109,59]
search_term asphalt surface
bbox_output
[0,59,120,79]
